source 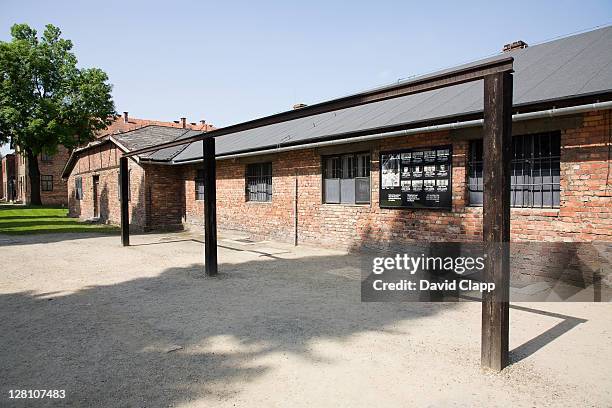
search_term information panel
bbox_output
[379,145,452,209]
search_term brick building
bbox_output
[13,146,71,206]
[62,122,214,229]
[1,154,16,202]
[63,28,612,257]
[13,112,208,206]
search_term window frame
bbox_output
[322,151,371,205]
[41,175,53,192]
[468,131,561,209]
[75,176,83,200]
[245,162,273,202]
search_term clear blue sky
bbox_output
[1,0,611,156]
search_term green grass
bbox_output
[0,205,119,235]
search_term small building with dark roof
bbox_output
[62,125,207,230]
[11,112,210,207]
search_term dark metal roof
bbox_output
[61,125,201,178]
[168,26,612,163]
[112,125,202,160]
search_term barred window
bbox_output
[75,177,83,200]
[195,169,205,201]
[468,132,560,208]
[41,175,53,191]
[323,152,370,204]
[246,162,272,202]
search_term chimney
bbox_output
[180,117,186,128]
[503,40,528,53]
[123,111,129,123]
[293,103,308,110]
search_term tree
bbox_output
[0,23,115,205]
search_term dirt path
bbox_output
[0,231,610,407]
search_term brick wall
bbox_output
[183,132,475,248]
[141,164,185,231]
[67,143,185,231]
[38,147,70,206]
[183,155,298,242]
[182,110,611,250]
[67,143,148,230]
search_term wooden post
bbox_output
[120,156,130,247]
[203,137,218,276]
[481,71,513,371]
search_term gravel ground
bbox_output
[0,231,610,407]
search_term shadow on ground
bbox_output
[508,304,587,364]
[0,230,595,407]
[0,251,452,407]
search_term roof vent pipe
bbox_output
[123,112,129,123]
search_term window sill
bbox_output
[246,200,273,204]
[511,207,560,216]
[321,203,371,208]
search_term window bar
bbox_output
[536,134,541,208]
[520,135,524,207]
[550,133,554,208]
[523,134,528,207]
[528,135,532,208]
[540,135,550,208]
